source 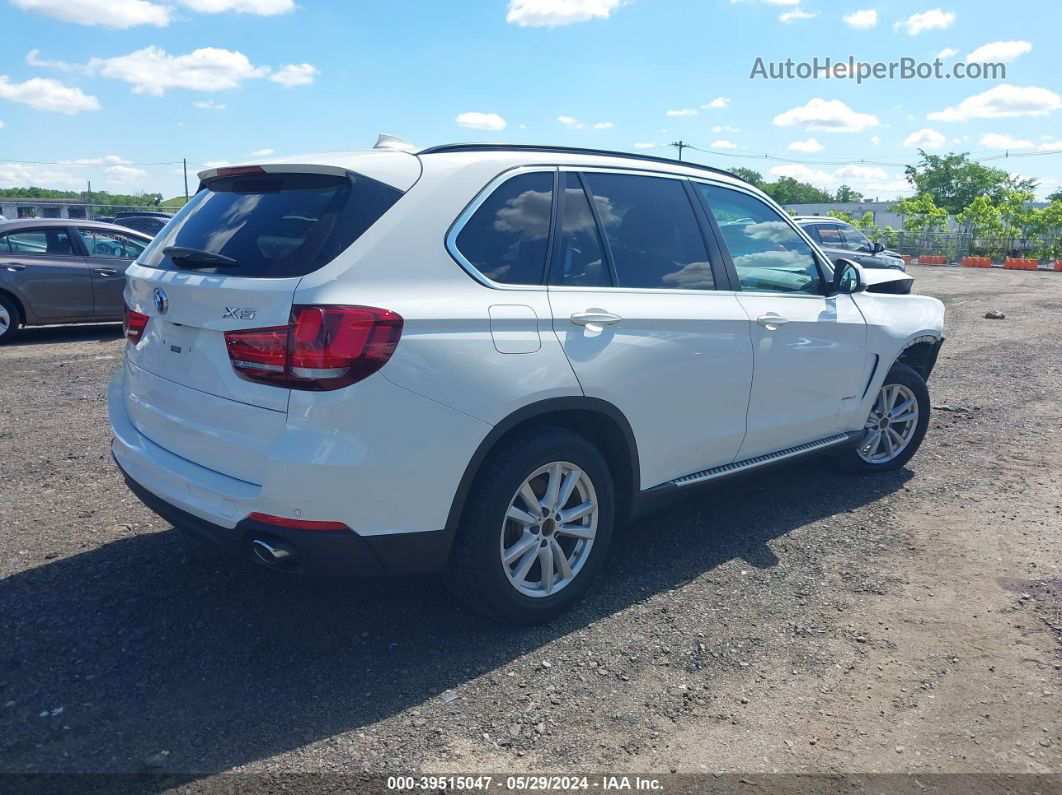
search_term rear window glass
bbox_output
[138,172,402,278]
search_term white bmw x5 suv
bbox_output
[109,141,944,624]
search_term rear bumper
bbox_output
[119,460,454,577]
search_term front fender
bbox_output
[851,292,945,418]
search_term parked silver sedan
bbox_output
[0,219,153,343]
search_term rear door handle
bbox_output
[93,268,119,277]
[756,314,790,329]
[3,263,26,272]
[570,310,622,328]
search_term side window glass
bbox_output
[838,224,872,253]
[78,228,147,259]
[0,228,74,256]
[455,172,553,285]
[582,173,715,290]
[696,184,824,295]
[817,224,844,247]
[550,173,610,287]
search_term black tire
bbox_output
[0,293,20,345]
[835,362,930,473]
[446,426,615,625]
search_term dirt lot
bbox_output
[0,265,1059,780]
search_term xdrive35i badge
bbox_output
[223,307,257,320]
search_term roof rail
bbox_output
[417,143,748,184]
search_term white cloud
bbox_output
[979,133,1034,150]
[11,0,170,28]
[1037,138,1062,151]
[713,125,741,133]
[928,85,1062,121]
[62,155,130,165]
[779,7,816,22]
[935,47,958,59]
[633,142,657,149]
[788,137,824,152]
[0,120,4,129]
[0,76,100,114]
[557,115,584,128]
[903,128,946,148]
[592,121,613,129]
[269,63,318,88]
[202,160,231,168]
[104,164,148,184]
[843,9,878,29]
[193,99,226,110]
[666,108,697,117]
[506,0,625,27]
[770,163,908,197]
[965,40,1032,64]
[178,0,294,14]
[835,164,888,180]
[770,164,835,185]
[90,46,270,96]
[703,97,730,109]
[894,8,955,35]
[710,139,738,149]
[456,112,507,131]
[773,98,880,133]
[25,49,84,73]
[0,161,85,190]
[869,135,881,145]
[249,148,275,156]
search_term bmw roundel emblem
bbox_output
[153,287,169,315]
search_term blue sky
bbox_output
[1,0,1059,200]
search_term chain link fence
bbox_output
[0,200,183,236]
[884,231,1062,264]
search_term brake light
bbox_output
[248,512,350,531]
[124,303,149,344]
[215,165,267,177]
[225,305,403,391]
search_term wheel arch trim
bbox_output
[445,396,640,531]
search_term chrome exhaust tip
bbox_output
[251,537,298,566]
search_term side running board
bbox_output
[662,433,857,490]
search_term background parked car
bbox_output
[795,217,906,271]
[0,219,151,343]
[113,214,172,237]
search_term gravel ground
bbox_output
[0,265,1059,780]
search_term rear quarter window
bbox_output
[138,172,402,278]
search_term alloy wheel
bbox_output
[499,461,598,598]
[859,383,920,464]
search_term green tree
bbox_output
[833,185,864,203]
[956,195,1006,259]
[763,176,834,204]
[1034,200,1062,260]
[730,167,765,189]
[904,150,1037,215]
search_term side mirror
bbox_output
[830,258,867,295]
[871,241,885,254]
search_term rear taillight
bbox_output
[124,303,149,344]
[224,305,403,391]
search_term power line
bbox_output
[658,143,1062,170]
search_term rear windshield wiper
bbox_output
[163,246,238,268]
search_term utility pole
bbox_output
[86,180,92,220]
[183,158,189,202]
[669,140,688,161]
